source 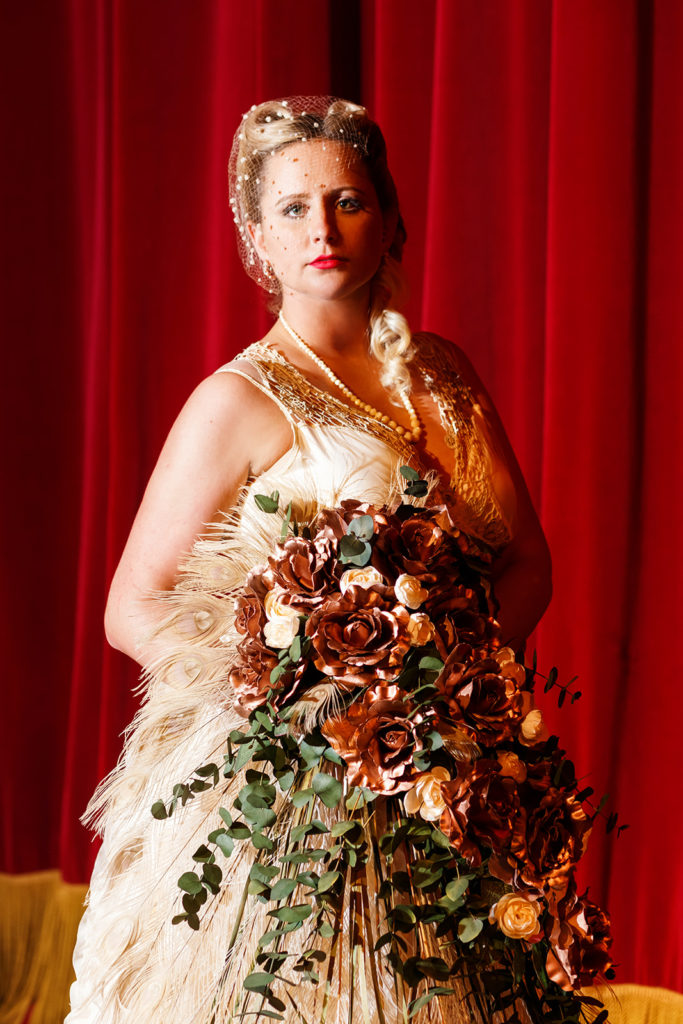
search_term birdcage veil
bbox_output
[227,95,406,294]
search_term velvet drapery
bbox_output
[1,0,681,994]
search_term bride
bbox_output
[67,96,552,1023]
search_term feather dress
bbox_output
[66,335,516,1024]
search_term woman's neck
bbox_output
[277,292,373,360]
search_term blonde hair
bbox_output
[229,96,415,404]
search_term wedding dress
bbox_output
[66,334,515,1024]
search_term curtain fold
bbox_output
[1,0,681,993]
[364,0,682,990]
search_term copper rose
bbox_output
[267,533,338,610]
[321,686,423,795]
[433,608,500,656]
[437,765,482,867]
[509,790,593,896]
[306,588,411,688]
[465,760,521,853]
[435,644,525,746]
[234,587,267,639]
[546,892,614,990]
[229,636,279,716]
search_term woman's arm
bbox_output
[442,341,552,650]
[105,369,293,669]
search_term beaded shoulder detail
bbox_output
[233,341,419,465]
[231,337,513,551]
[411,334,513,551]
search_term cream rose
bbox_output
[339,566,385,595]
[264,588,296,620]
[489,892,543,942]
[406,612,435,646]
[263,589,300,649]
[263,615,300,649]
[496,750,527,783]
[394,573,428,609]
[520,708,549,746]
[404,766,451,820]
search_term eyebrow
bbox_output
[275,186,369,206]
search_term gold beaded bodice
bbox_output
[216,333,515,552]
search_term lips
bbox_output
[309,255,348,268]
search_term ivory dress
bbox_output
[66,334,515,1024]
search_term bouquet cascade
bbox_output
[154,469,615,1023]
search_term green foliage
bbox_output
[254,491,280,514]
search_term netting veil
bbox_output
[227,95,407,295]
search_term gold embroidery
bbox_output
[234,337,512,552]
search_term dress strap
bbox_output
[213,360,297,426]
[216,342,418,464]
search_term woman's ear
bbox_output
[247,221,268,263]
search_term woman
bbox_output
[67,97,552,1023]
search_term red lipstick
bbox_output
[309,255,347,268]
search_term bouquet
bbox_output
[154,468,615,1023]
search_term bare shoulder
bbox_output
[177,360,291,447]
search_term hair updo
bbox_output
[228,96,414,402]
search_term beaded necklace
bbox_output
[277,312,421,443]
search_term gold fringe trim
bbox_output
[0,870,87,1024]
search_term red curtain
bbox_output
[365,0,683,989]
[2,0,681,994]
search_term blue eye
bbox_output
[283,202,306,217]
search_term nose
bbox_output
[310,199,339,244]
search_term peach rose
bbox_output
[340,566,385,594]
[394,573,429,609]
[489,892,544,942]
[493,646,528,685]
[496,750,527,783]
[406,612,435,646]
[520,708,549,746]
[404,766,451,820]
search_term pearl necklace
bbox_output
[278,312,421,442]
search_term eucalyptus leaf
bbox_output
[457,916,484,943]
[250,863,280,885]
[241,804,277,828]
[404,480,428,497]
[203,863,222,887]
[339,534,365,558]
[214,833,235,858]
[290,820,329,841]
[419,655,444,672]
[268,904,312,923]
[317,870,342,893]
[254,493,279,514]
[243,971,276,991]
[227,822,251,840]
[178,871,202,895]
[445,876,472,902]
[151,801,168,820]
[311,772,343,808]
[408,987,456,1018]
[251,831,274,851]
[348,515,374,541]
[270,877,298,901]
